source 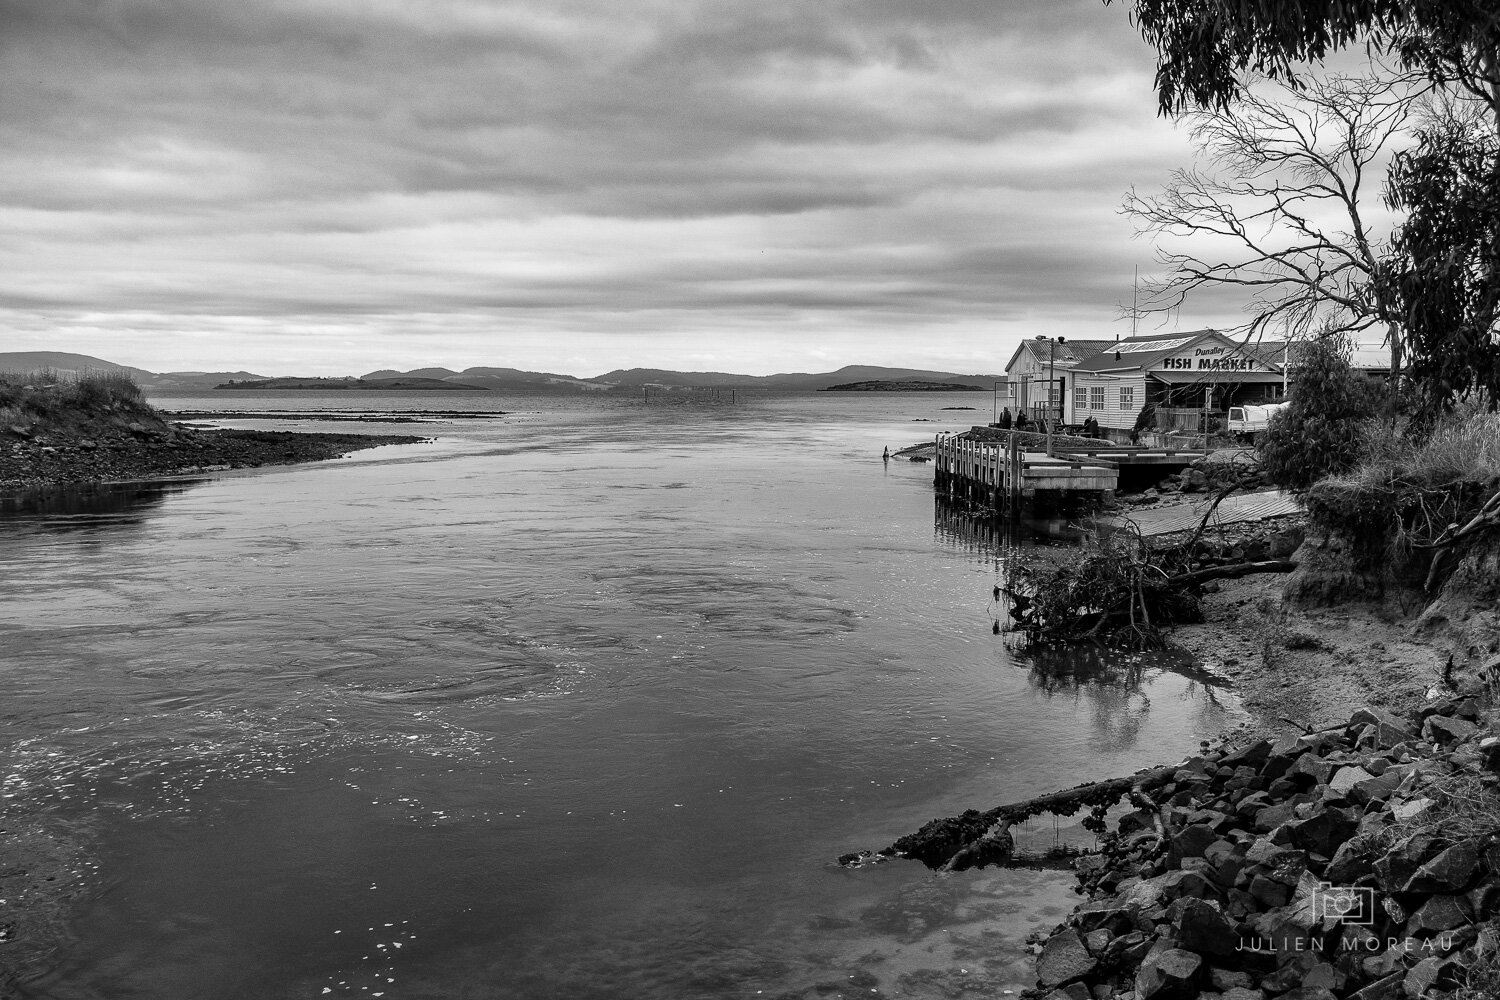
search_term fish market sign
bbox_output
[1157,343,1265,372]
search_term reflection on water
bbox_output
[0,392,1240,1000]
[1013,641,1230,754]
[0,479,207,532]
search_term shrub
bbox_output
[1258,334,1384,491]
[71,369,143,408]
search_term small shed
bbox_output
[999,338,1117,424]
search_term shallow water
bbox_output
[0,390,1240,998]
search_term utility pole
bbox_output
[1034,334,1066,456]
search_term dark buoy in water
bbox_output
[882,446,890,461]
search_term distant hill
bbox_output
[591,364,1004,390]
[361,366,611,391]
[822,380,988,392]
[0,352,266,392]
[0,351,156,382]
[220,376,487,391]
[365,363,1007,391]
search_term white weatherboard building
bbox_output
[999,338,1117,423]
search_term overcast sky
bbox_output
[0,0,1225,377]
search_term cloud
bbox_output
[0,0,1206,374]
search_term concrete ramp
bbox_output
[1098,490,1300,538]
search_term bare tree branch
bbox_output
[1123,73,1429,377]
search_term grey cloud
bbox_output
[0,0,1191,368]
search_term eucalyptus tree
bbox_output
[1107,0,1500,413]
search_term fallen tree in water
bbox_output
[1006,513,1298,649]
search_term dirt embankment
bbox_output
[1,373,426,490]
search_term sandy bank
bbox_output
[1168,572,1445,738]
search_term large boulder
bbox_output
[1403,840,1482,894]
[1036,929,1097,988]
[1170,897,1238,957]
[1134,941,1203,1000]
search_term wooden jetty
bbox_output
[933,432,1117,509]
[933,431,1214,511]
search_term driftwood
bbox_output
[1167,559,1297,587]
[868,762,1186,871]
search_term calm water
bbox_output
[0,390,1240,999]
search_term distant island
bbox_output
[215,376,488,391]
[820,380,987,392]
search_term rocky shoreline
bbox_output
[0,424,425,491]
[1024,699,1498,1000]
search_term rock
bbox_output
[1134,942,1202,1000]
[1375,835,1442,891]
[1424,714,1478,745]
[1170,825,1219,861]
[1219,739,1273,770]
[1346,970,1404,1000]
[1041,985,1091,1000]
[1288,754,1334,786]
[1405,894,1470,936]
[1247,874,1292,907]
[1403,955,1460,996]
[1348,769,1405,805]
[1327,765,1373,797]
[1325,839,1376,884]
[1261,951,1328,993]
[1254,802,1297,832]
[1450,696,1481,720]
[1349,707,1416,748]
[1037,929,1097,987]
[1480,735,1500,773]
[1277,810,1358,858]
[1169,898,1237,957]
[1388,797,1434,823]
[1403,839,1481,893]
[1083,928,1113,955]
[1208,967,1252,991]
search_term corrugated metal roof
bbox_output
[1015,339,1118,366]
[1070,329,1221,374]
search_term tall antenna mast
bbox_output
[1131,265,1138,339]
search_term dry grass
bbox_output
[1452,923,1500,1000]
[0,369,145,420]
[1365,770,1500,853]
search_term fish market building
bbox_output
[1064,329,1288,433]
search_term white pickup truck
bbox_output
[1227,401,1290,439]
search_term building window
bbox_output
[1120,386,1135,410]
[1089,386,1105,410]
[1074,385,1087,412]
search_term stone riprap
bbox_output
[1024,702,1499,1000]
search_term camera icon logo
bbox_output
[1312,883,1376,925]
